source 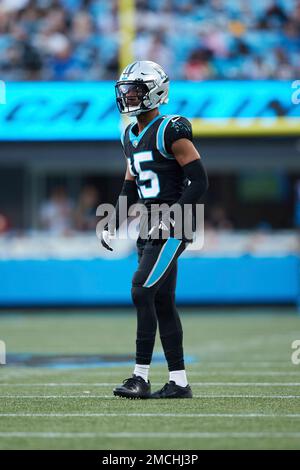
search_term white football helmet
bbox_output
[115,61,169,116]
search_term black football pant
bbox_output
[131,237,187,372]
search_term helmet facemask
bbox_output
[116,61,170,116]
[115,80,157,116]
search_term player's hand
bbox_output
[100,229,114,251]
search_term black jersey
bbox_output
[121,114,193,206]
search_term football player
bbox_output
[101,61,208,399]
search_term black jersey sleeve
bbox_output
[164,116,193,155]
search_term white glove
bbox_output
[100,229,114,251]
[148,214,175,240]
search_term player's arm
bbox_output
[164,117,208,207]
[124,162,135,181]
[172,138,208,207]
[148,117,208,240]
[101,162,139,251]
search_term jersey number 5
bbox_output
[131,151,160,199]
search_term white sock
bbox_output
[169,370,188,387]
[133,364,150,382]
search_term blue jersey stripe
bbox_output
[143,238,181,288]
[156,115,179,159]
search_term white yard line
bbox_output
[0,432,300,439]
[0,412,300,418]
[189,382,300,386]
[194,362,296,367]
[1,370,300,382]
[0,382,299,386]
[200,372,300,376]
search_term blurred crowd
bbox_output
[39,185,100,235]
[0,0,299,81]
[1,178,300,236]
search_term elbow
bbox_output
[195,173,209,198]
[204,174,209,193]
[198,180,208,199]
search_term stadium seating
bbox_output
[0,0,299,80]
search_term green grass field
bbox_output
[0,309,300,450]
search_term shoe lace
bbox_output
[122,376,139,386]
[161,382,170,393]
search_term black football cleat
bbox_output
[113,375,151,399]
[151,381,193,399]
